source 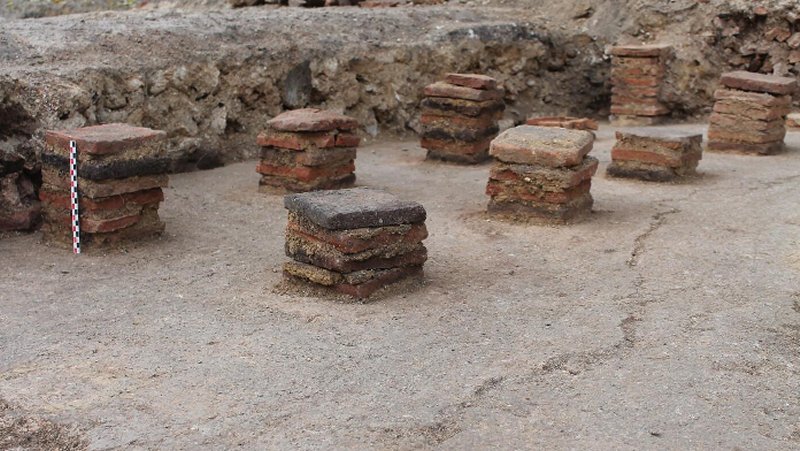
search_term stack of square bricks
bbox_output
[708,71,797,155]
[607,129,703,182]
[420,73,505,164]
[40,124,169,249]
[610,44,671,125]
[283,187,428,299]
[486,125,597,223]
[257,108,360,193]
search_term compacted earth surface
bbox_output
[2,124,799,449]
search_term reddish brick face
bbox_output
[610,75,661,88]
[39,188,164,213]
[486,179,591,204]
[81,214,143,234]
[489,125,594,168]
[44,123,166,156]
[610,148,684,167]
[334,133,361,148]
[256,161,355,183]
[525,117,599,131]
[444,73,498,90]
[288,217,428,254]
[267,108,359,132]
[421,113,500,130]
[712,100,790,121]
[719,71,798,95]
[257,130,337,151]
[612,86,661,98]
[41,168,169,199]
[332,266,423,298]
[423,82,504,102]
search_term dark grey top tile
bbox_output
[284,187,426,230]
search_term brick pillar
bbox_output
[486,125,597,224]
[707,71,797,155]
[420,73,504,164]
[40,124,169,250]
[610,44,671,125]
[283,187,428,299]
[257,108,359,193]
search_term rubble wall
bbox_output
[0,8,608,169]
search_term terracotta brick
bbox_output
[259,146,356,168]
[336,266,422,298]
[40,167,168,198]
[444,73,498,90]
[611,66,664,78]
[420,97,505,118]
[719,71,797,95]
[420,137,493,156]
[421,113,500,130]
[612,57,662,69]
[713,88,791,107]
[610,148,684,167]
[489,125,594,168]
[612,85,661,96]
[606,160,697,182]
[611,95,664,106]
[709,113,785,132]
[524,116,599,131]
[256,160,355,183]
[712,99,790,121]
[707,127,785,144]
[287,213,428,254]
[423,82,504,102]
[422,125,499,143]
[611,75,661,88]
[44,123,166,157]
[334,133,361,148]
[489,157,598,192]
[614,129,703,151]
[486,193,593,224]
[290,264,423,299]
[486,179,592,204]
[267,108,359,132]
[286,232,427,272]
[257,130,336,150]
[259,173,356,193]
[81,214,142,234]
[41,204,164,249]
[39,188,163,212]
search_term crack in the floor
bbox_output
[751,174,800,190]
[627,207,680,268]
[385,203,690,445]
[418,312,641,446]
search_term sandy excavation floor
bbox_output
[2,123,800,449]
